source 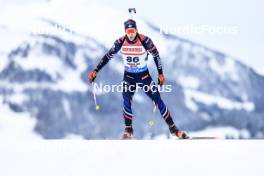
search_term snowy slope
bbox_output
[0,140,264,176]
[0,0,264,139]
[0,97,42,139]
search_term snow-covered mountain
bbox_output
[0,0,264,139]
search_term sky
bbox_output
[101,0,264,74]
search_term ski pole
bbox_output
[153,101,157,113]
[91,82,100,110]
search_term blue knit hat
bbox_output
[124,19,137,30]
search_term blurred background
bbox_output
[0,0,263,139]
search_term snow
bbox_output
[0,0,171,59]
[109,58,125,74]
[0,0,262,135]
[199,112,211,121]
[15,53,63,80]
[62,98,72,119]
[177,76,200,89]
[1,93,259,176]
[191,126,251,139]
[0,77,88,93]
[184,89,255,112]
[55,68,88,92]
[209,57,239,81]
[0,27,29,53]
[64,133,85,140]
[0,140,263,176]
[133,94,146,103]
[0,0,124,46]
[6,92,29,105]
[103,0,264,74]
[185,96,199,112]
[0,81,52,92]
[0,98,42,140]
[0,53,9,72]
[0,27,30,72]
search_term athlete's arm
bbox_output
[141,35,165,85]
[88,36,125,83]
[94,36,125,72]
[142,36,163,75]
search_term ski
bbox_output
[189,136,219,140]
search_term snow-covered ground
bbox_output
[190,126,251,139]
[0,95,263,176]
[0,140,263,176]
[0,100,261,175]
[0,98,42,139]
[0,97,253,140]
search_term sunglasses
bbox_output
[126,28,137,34]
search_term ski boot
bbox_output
[122,126,133,140]
[169,124,189,139]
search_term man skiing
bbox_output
[88,19,189,139]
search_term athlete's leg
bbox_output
[141,75,175,127]
[140,74,189,139]
[122,73,136,136]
